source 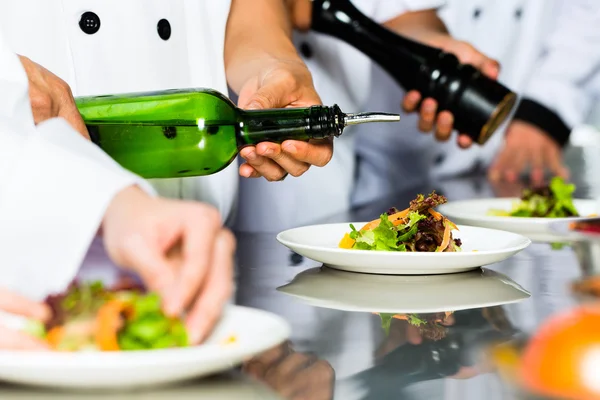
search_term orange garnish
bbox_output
[46,326,64,350]
[95,300,127,351]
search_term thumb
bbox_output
[118,234,176,299]
[243,82,289,110]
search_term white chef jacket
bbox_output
[234,0,446,233]
[0,0,237,222]
[0,32,149,307]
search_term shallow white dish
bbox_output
[277,267,530,314]
[437,198,598,242]
[276,223,530,275]
[0,306,290,391]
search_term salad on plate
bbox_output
[26,281,189,352]
[487,177,579,218]
[339,192,461,252]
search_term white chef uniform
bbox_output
[0,0,237,223]
[234,0,446,233]
[0,32,150,309]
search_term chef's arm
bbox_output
[224,0,331,183]
[225,0,306,97]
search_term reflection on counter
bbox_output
[277,267,530,314]
[0,374,283,399]
[337,307,519,400]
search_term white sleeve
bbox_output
[520,0,600,130]
[372,0,447,23]
[0,33,153,302]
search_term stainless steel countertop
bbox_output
[1,145,598,399]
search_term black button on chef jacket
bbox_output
[79,11,101,35]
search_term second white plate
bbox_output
[276,223,531,275]
[437,198,598,242]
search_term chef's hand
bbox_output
[402,34,500,148]
[488,121,569,185]
[101,186,235,345]
[0,288,51,350]
[244,341,335,400]
[18,56,89,139]
[236,59,332,182]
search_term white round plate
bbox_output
[0,306,290,391]
[276,223,530,275]
[277,267,530,314]
[437,198,599,242]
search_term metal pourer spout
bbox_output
[344,112,401,126]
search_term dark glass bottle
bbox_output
[310,0,517,144]
[76,88,399,179]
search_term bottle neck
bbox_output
[238,105,345,145]
[238,105,401,146]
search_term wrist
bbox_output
[101,185,148,234]
[512,98,571,147]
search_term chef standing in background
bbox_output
[234,0,499,232]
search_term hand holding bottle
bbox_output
[101,186,236,345]
[400,32,501,148]
[0,288,51,350]
[18,56,89,140]
[236,59,333,181]
[488,121,569,185]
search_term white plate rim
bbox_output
[276,223,531,256]
[437,198,597,224]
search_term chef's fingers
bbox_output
[418,98,437,132]
[239,147,263,178]
[488,147,511,182]
[186,229,235,344]
[503,147,527,183]
[434,111,454,142]
[0,289,50,322]
[165,205,223,316]
[481,59,501,80]
[450,41,500,80]
[281,139,332,168]
[402,91,422,113]
[285,360,336,400]
[238,163,262,178]
[0,327,50,351]
[457,134,473,149]
[244,342,294,379]
[121,234,177,302]
[256,142,312,177]
[267,352,319,382]
[545,146,570,180]
[240,144,289,181]
[529,147,545,186]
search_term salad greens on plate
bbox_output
[375,312,454,341]
[29,281,188,352]
[339,192,461,252]
[487,177,579,218]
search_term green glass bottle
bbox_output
[75,88,400,179]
